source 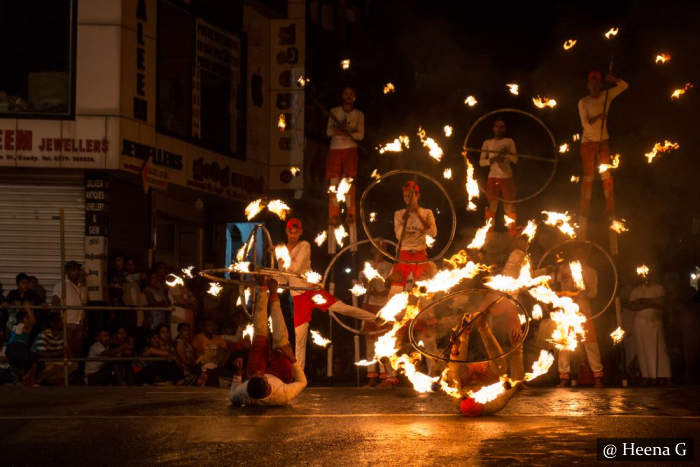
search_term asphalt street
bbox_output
[0,385,698,465]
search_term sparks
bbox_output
[610,219,628,234]
[604,27,619,39]
[236,234,255,262]
[311,294,327,305]
[236,288,252,307]
[465,157,479,211]
[416,261,487,294]
[377,135,410,154]
[559,143,570,153]
[310,330,331,347]
[522,220,538,242]
[362,262,383,282]
[245,199,265,220]
[275,244,292,270]
[504,214,515,227]
[484,259,551,294]
[599,153,621,173]
[531,304,543,320]
[529,285,586,351]
[267,199,290,220]
[569,261,585,291]
[506,83,519,95]
[370,169,381,179]
[572,133,580,142]
[610,326,625,344]
[369,212,377,223]
[644,140,679,163]
[314,231,327,247]
[377,292,409,322]
[532,96,557,109]
[563,39,577,50]
[340,58,350,70]
[304,270,322,284]
[467,218,493,249]
[393,354,439,393]
[464,95,478,107]
[383,82,396,94]
[329,177,353,203]
[207,282,223,297]
[334,224,348,247]
[296,75,310,87]
[443,125,454,137]
[655,53,671,64]
[231,261,251,273]
[468,376,509,404]
[524,350,554,381]
[181,266,195,278]
[354,359,377,367]
[636,265,650,278]
[541,210,577,238]
[277,114,287,131]
[242,323,254,341]
[570,175,580,183]
[671,83,693,99]
[417,127,444,162]
[350,283,367,296]
[443,168,453,180]
[289,166,301,176]
[425,234,436,248]
[165,274,184,287]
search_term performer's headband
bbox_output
[587,71,603,82]
[286,218,302,230]
[402,181,420,193]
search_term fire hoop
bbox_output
[463,108,558,203]
[359,169,456,264]
[321,238,397,335]
[535,239,618,320]
[408,288,530,364]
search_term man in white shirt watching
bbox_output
[479,119,518,234]
[52,260,88,358]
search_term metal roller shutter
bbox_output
[0,172,85,295]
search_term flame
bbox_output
[443,168,453,180]
[439,368,462,398]
[304,270,322,284]
[570,175,580,183]
[529,285,586,351]
[314,231,327,247]
[541,211,577,238]
[572,133,580,142]
[484,259,551,294]
[289,166,301,176]
[425,234,436,248]
[354,359,377,367]
[231,261,251,273]
[519,313,527,325]
[644,140,679,163]
[371,169,381,179]
[393,354,438,393]
[465,157,479,211]
[362,262,383,282]
[340,58,350,70]
[522,219,538,242]
[207,282,223,297]
[569,260,585,290]
[604,27,619,39]
[506,83,519,95]
[334,224,348,247]
[377,292,409,322]
[524,350,554,381]
[532,96,557,109]
[236,288,252,307]
[559,143,570,153]
[310,330,331,347]
[416,261,487,294]
[277,114,287,131]
[329,177,353,203]
[350,283,367,296]
[671,83,693,99]
[467,218,493,249]
[636,265,649,278]
[275,245,292,270]
[267,199,290,220]
[165,274,184,287]
[504,214,515,227]
[599,153,621,173]
[610,219,628,234]
[296,75,310,87]
[242,323,254,341]
[464,95,478,107]
[245,199,265,220]
[563,39,577,50]
[468,376,509,404]
[443,125,454,137]
[655,53,671,64]
[531,304,543,320]
[417,127,444,162]
[236,234,255,262]
[312,294,327,305]
[610,326,625,344]
[377,135,410,154]
[383,82,396,94]
[369,212,377,223]
[181,266,195,278]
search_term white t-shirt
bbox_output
[629,282,665,320]
[394,207,437,252]
[52,280,88,325]
[85,341,107,376]
[229,362,307,406]
[327,106,364,149]
[479,138,517,179]
[578,80,628,142]
[285,241,311,297]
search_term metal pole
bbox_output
[462,146,555,163]
[59,208,69,387]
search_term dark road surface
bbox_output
[1,385,698,465]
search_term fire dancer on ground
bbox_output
[479,119,518,235]
[555,250,604,387]
[282,218,376,371]
[230,278,306,406]
[326,86,364,227]
[577,71,628,234]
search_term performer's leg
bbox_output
[329,301,377,320]
[295,322,309,371]
[557,349,571,383]
[582,319,604,379]
[485,178,498,220]
[597,141,615,216]
[579,142,597,218]
[246,289,270,378]
[501,178,518,235]
[269,295,289,349]
[344,148,358,223]
[328,177,341,225]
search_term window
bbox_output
[157,0,245,159]
[0,0,74,117]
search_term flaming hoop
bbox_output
[359,169,457,264]
[535,239,618,320]
[462,108,558,204]
[321,238,398,335]
[408,288,530,364]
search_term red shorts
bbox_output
[392,249,429,286]
[326,147,358,179]
[580,141,612,177]
[486,177,515,202]
[246,335,294,383]
[293,289,338,328]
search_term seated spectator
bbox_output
[5,304,37,385]
[192,319,230,386]
[143,270,170,330]
[30,312,75,385]
[110,327,135,385]
[85,330,118,385]
[140,330,183,385]
[6,273,41,332]
[175,323,201,385]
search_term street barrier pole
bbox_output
[59,208,69,387]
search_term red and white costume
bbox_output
[390,204,437,293]
[326,106,364,222]
[577,76,628,218]
[479,137,517,222]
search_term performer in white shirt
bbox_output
[389,181,437,296]
[479,119,518,234]
[577,71,628,229]
[230,279,306,406]
[282,218,375,371]
[326,87,364,227]
[625,275,670,384]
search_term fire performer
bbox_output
[230,278,306,406]
[389,181,437,297]
[326,86,364,227]
[479,119,518,234]
[577,71,628,232]
[283,218,376,371]
[555,252,604,388]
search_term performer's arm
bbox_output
[394,210,403,241]
[507,139,518,165]
[422,209,437,238]
[607,76,629,100]
[229,377,249,405]
[280,361,308,403]
[578,99,592,131]
[288,242,310,275]
[479,141,490,167]
[350,111,364,141]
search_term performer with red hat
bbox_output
[577,71,628,234]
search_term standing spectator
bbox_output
[192,319,230,386]
[108,255,127,306]
[52,261,88,358]
[28,276,47,304]
[175,323,200,385]
[5,304,36,385]
[31,312,74,385]
[143,270,170,330]
[6,273,41,332]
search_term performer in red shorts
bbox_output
[326,86,364,226]
[577,71,628,234]
[479,119,518,234]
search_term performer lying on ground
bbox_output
[283,218,376,370]
[479,119,518,234]
[230,278,307,406]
